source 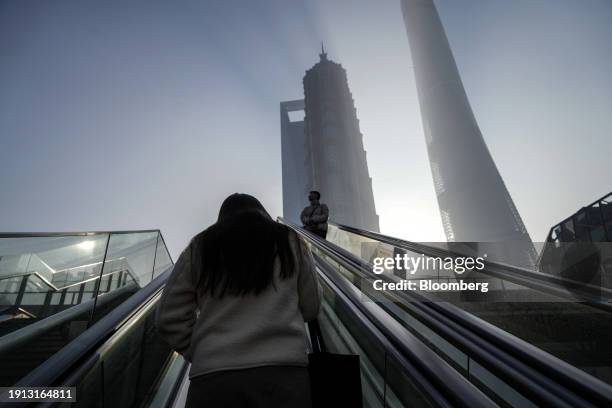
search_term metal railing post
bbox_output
[87,234,111,328]
[150,232,160,282]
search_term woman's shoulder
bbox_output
[191,228,208,242]
[282,226,309,258]
[187,226,215,252]
[280,224,299,242]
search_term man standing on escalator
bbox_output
[301,190,329,239]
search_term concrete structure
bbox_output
[281,48,379,231]
[401,0,537,267]
[280,99,308,224]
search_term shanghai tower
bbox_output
[401,0,537,267]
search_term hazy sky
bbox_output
[1,0,611,257]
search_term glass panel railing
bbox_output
[147,353,188,408]
[153,236,173,279]
[0,234,110,336]
[89,232,159,323]
[0,230,171,386]
[326,224,612,387]
[69,293,175,408]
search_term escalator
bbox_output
[2,225,612,407]
[291,220,612,406]
[320,221,612,385]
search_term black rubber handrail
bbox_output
[279,218,612,407]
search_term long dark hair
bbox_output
[195,193,295,297]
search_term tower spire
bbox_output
[319,42,328,61]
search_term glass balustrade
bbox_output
[0,230,172,386]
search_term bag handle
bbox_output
[308,204,320,219]
[308,319,327,354]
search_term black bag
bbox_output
[307,320,362,408]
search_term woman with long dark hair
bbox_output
[156,193,320,408]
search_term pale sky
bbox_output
[1,0,610,257]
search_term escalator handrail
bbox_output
[280,218,612,407]
[313,254,496,408]
[330,222,612,309]
[13,265,174,388]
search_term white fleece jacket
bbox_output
[155,229,321,378]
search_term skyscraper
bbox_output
[280,99,308,223]
[401,0,537,267]
[281,47,380,232]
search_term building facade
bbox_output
[545,192,612,244]
[280,99,308,224]
[539,192,612,293]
